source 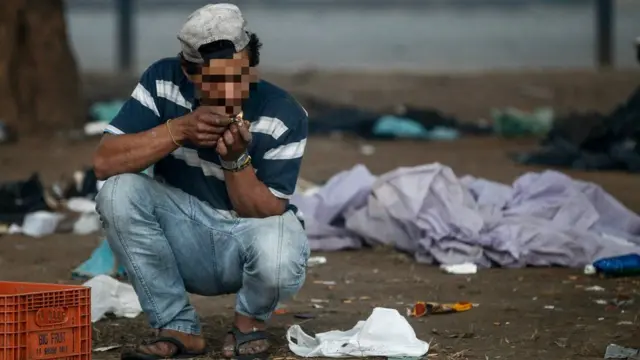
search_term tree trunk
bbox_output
[0,0,82,136]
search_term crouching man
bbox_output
[92,3,309,359]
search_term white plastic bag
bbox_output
[21,211,65,237]
[83,275,142,322]
[73,213,101,235]
[287,307,429,358]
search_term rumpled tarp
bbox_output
[291,163,640,267]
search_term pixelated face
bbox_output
[190,51,256,115]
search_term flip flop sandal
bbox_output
[227,326,270,360]
[121,336,207,360]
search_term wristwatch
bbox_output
[219,152,251,171]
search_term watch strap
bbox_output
[220,152,251,171]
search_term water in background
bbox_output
[65,1,640,73]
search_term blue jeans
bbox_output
[95,173,309,335]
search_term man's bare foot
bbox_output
[133,329,206,359]
[222,313,270,358]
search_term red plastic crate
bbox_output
[0,282,91,360]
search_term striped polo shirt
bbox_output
[104,56,308,218]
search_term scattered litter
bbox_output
[20,211,65,238]
[440,262,478,275]
[598,317,605,321]
[585,285,606,292]
[584,264,597,275]
[73,213,101,235]
[72,239,126,279]
[372,115,460,140]
[544,305,555,310]
[612,295,634,307]
[492,107,554,137]
[83,275,142,322]
[294,313,316,320]
[359,144,376,156]
[594,299,608,305]
[617,321,633,326]
[273,304,289,315]
[310,298,329,303]
[604,343,640,359]
[84,121,109,136]
[287,307,429,358]
[8,224,21,234]
[66,198,98,213]
[313,280,336,286]
[311,303,324,309]
[409,301,473,317]
[307,256,327,267]
[93,345,122,352]
[593,254,640,277]
[555,338,568,348]
[514,86,640,172]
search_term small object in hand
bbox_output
[231,111,244,124]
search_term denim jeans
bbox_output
[95,173,309,335]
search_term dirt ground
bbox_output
[1,70,640,360]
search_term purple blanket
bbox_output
[291,164,640,267]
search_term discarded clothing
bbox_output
[62,168,100,200]
[291,164,375,251]
[291,164,640,268]
[372,115,460,140]
[307,106,381,137]
[514,86,640,172]
[287,307,429,358]
[492,107,554,137]
[304,100,487,139]
[395,105,492,136]
[0,174,51,225]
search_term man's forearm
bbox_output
[93,123,181,180]
[224,166,286,218]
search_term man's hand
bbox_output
[217,119,252,161]
[171,107,232,147]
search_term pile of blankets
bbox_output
[514,86,640,172]
[291,164,640,268]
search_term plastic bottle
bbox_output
[593,254,640,277]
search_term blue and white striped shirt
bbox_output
[105,56,308,218]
